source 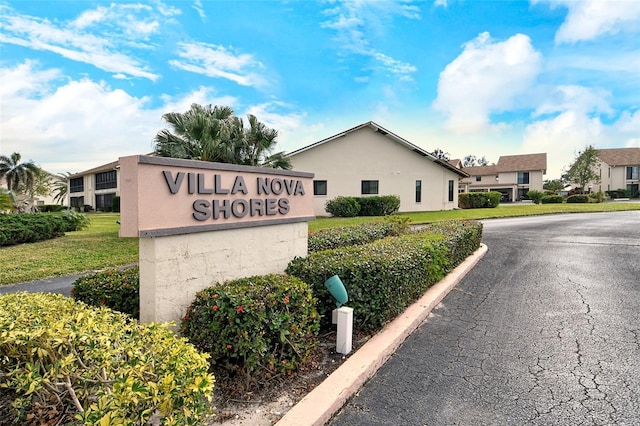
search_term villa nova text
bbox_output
[162,171,306,221]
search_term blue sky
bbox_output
[1,0,638,179]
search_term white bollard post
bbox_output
[334,306,353,355]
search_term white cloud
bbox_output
[522,108,640,178]
[193,0,206,19]
[533,85,613,117]
[0,61,236,174]
[0,3,178,81]
[243,102,307,153]
[321,1,419,81]
[434,0,448,8]
[433,32,542,133]
[534,0,640,43]
[169,42,268,88]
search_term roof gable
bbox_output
[287,121,468,177]
[496,153,547,172]
[596,148,640,166]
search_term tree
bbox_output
[431,148,450,161]
[543,179,565,194]
[563,145,600,193]
[0,152,39,194]
[52,172,72,205]
[0,189,16,213]
[463,154,491,167]
[153,104,291,169]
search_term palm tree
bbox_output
[238,114,291,169]
[52,172,72,205]
[0,152,40,193]
[154,104,240,162]
[153,104,291,169]
[0,189,16,213]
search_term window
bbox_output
[415,180,422,202]
[626,166,639,180]
[70,196,84,208]
[448,180,454,202]
[475,176,481,182]
[70,177,84,193]
[628,184,639,197]
[518,172,530,185]
[95,170,117,190]
[95,193,115,211]
[313,180,327,196]
[361,180,379,195]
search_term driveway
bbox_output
[330,211,640,425]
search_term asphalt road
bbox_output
[330,211,640,425]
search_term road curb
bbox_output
[276,243,488,426]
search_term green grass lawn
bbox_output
[0,213,138,285]
[1,203,639,285]
[309,201,640,231]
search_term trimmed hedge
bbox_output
[0,292,214,425]
[324,195,401,217]
[458,192,501,209]
[286,220,483,333]
[308,221,405,253]
[354,195,401,216]
[72,267,140,318]
[325,196,360,217]
[181,274,319,389]
[541,195,564,204]
[567,194,589,203]
[0,211,90,247]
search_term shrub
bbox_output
[606,188,630,199]
[458,192,501,209]
[181,274,319,390]
[589,191,606,203]
[354,195,401,216]
[72,267,140,318]
[287,221,482,333]
[39,204,65,212]
[567,194,589,203]
[526,190,545,204]
[0,214,71,246]
[541,195,564,204]
[60,209,91,232]
[308,221,406,253]
[0,292,214,425]
[325,196,360,217]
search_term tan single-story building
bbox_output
[591,148,640,197]
[287,121,469,216]
[459,153,547,202]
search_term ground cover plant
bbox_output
[0,292,214,425]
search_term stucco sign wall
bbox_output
[119,155,315,237]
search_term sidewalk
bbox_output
[0,274,80,296]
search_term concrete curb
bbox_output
[276,243,488,426]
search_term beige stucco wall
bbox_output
[289,127,460,215]
[139,222,308,324]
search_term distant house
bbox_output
[459,153,547,202]
[287,122,469,216]
[592,148,640,197]
[68,160,120,211]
